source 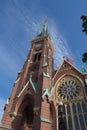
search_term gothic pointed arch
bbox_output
[54,74,87,130]
[12,94,34,130]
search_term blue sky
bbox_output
[0,0,87,121]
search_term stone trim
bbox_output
[0,125,14,130]
[85,79,87,85]
[15,77,20,84]
[41,117,51,124]
[9,111,22,118]
[42,62,48,67]
[33,107,40,115]
[17,81,29,97]
[43,72,50,78]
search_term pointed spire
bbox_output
[36,20,49,38]
[42,19,48,35]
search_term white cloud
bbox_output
[0,98,6,123]
[49,20,73,69]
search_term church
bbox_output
[0,22,87,130]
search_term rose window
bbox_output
[58,80,81,100]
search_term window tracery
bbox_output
[57,78,81,100]
[56,75,87,130]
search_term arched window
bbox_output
[77,103,82,113]
[67,104,71,115]
[74,115,80,130]
[22,104,34,125]
[33,52,42,62]
[12,96,34,130]
[84,114,87,126]
[79,115,86,129]
[63,105,66,115]
[82,101,87,112]
[57,75,87,130]
[68,116,73,130]
[72,103,76,114]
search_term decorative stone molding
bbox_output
[42,89,49,100]
[17,81,29,97]
[15,77,20,84]
[85,79,87,85]
[43,72,50,78]
[9,111,22,119]
[0,125,13,130]
[42,62,48,67]
[24,123,32,128]
[41,117,51,124]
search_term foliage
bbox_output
[81,15,87,63]
[82,52,87,63]
[81,15,87,34]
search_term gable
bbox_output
[53,60,84,85]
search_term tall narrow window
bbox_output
[77,103,82,113]
[38,52,42,61]
[63,105,66,115]
[72,103,76,114]
[74,115,80,130]
[33,52,42,62]
[67,104,71,115]
[79,115,86,129]
[68,116,73,130]
[82,101,87,112]
[84,114,87,126]
[33,53,38,62]
[22,105,34,126]
[57,75,87,130]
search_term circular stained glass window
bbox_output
[57,77,81,100]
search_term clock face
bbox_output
[57,76,81,100]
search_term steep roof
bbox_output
[53,59,83,80]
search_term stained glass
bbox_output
[84,114,87,126]
[68,116,73,130]
[82,102,87,112]
[79,115,86,130]
[77,103,82,113]
[72,103,77,114]
[58,79,81,100]
[67,104,71,115]
[74,115,80,130]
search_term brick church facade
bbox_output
[0,22,87,130]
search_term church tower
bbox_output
[1,21,87,130]
[0,22,55,130]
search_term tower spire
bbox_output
[36,20,49,38]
